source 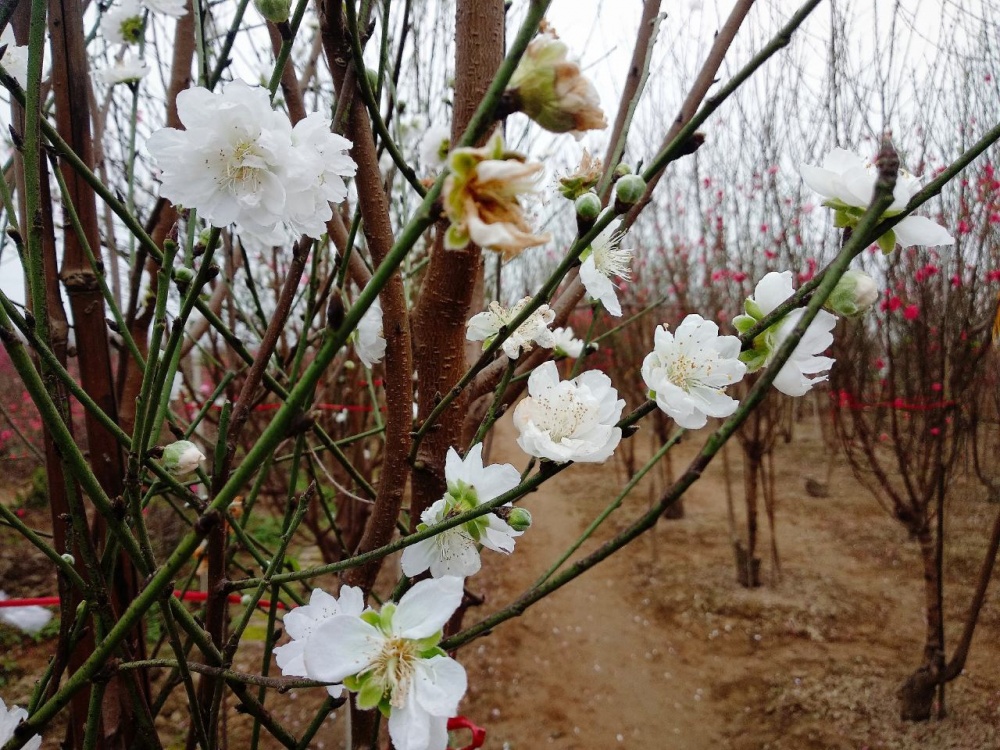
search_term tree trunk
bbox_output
[899,525,944,721]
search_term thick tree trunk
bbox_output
[899,525,944,721]
[410,0,503,522]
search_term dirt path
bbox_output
[459,415,1000,749]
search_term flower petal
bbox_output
[304,616,382,683]
[413,655,467,717]
[392,577,465,639]
[893,215,955,248]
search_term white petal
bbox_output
[893,215,955,248]
[338,586,366,618]
[388,689,432,750]
[799,164,842,201]
[273,640,306,677]
[751,271,794,314]
[400,539,437,577]
[393,577,464,639]
[304,616,382,683]
[413,655,467,717]
[579,256,622,316]
[428,533,482,579]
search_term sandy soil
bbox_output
[1,413,998,749]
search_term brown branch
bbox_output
[321,3,415,592]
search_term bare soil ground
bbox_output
[1,414,998,749]
[458,417,1000,749]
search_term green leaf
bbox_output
[356,677,384,710]
[877,230,897,255]
[739,348,769,373]
[732,314,756,334]
[743,298,764,320]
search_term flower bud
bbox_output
[503,31,606,137]
[825,269,879,317]
[614,163,633,179]
[575,192,602,233]
[173,267,195,284]
[505,507,532,532]
[60,553,75,566]
[161,440,206,476]
[614,174,645,213]
[253,0,291,22]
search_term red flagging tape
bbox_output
[447,716,486,750]
[0,591,286,611]
[832,391,956,412]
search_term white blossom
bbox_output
[466,297,555,360]
[443,133,549,259]
[355,296,386,368]
[304,577,467,750]
[145,80,356,240]
[101,0,144,46]
[401,444,522,579]
[737,271,837,397]
[418,125,450,172]
[0,26,28,88]
[579,220,632,317]
[641,314,746,429]
[273,586,366,698]
[0,698,41,750]
[284,113,356,238]
[550,326,586,358]
[801,148,954,249]
[93,55,149,86]
[513,361,624,463]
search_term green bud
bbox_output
[253,0,291,22]
[614,174,646,212]
[60,553,75,566]
[614,163,633,178]
[506,507,532,532]
[161,440,206,476]
[825,269,878,317]
[172,267,195,284]
[575,192,601,233]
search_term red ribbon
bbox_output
[832,391,956,412]
[0,591,286,610]
[447,716,486,750]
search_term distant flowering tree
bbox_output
[0,1,995,749]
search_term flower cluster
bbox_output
[146,80,356,241]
